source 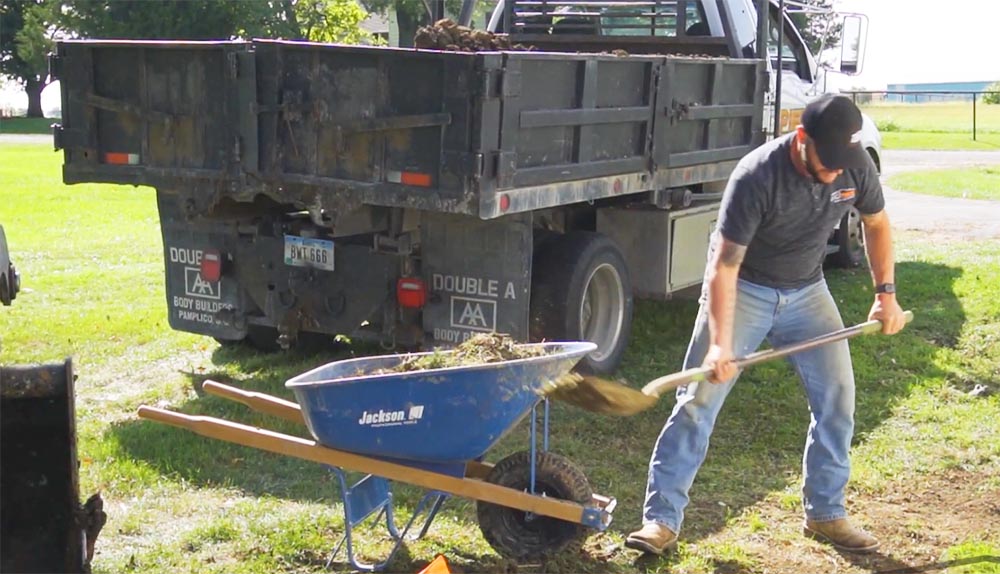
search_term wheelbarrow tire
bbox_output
[530,231,633,375]
[477,450,593,561]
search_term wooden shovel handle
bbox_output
[641,311,913,398]
[202,380,304,425]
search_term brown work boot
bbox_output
[803,518,880,553]
[625,523,678,555]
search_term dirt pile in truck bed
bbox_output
[377,333,548,374]
[414,18,531,52]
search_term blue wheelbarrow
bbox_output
[138,341,617,571]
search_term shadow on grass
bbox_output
[106,260,966,573]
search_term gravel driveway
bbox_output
[881,150,1000,239]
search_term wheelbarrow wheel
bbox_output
[476,450,592,561]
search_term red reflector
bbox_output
[397,277,427,309]
[499,194,511,212]
[104,152,139,165]
[200,249,222,282]
[400,171,432,187]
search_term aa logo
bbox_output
[450,296,496,331]
[184,267,221,299]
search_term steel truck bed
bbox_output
[54,39,763,220]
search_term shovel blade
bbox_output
[542,373,657,416]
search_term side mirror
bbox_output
[839,14,867,75]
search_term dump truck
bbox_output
[52,0,873,373]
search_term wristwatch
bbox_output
[875,283,896,294]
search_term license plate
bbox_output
[284,235,335,271]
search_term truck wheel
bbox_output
[832,207,865,268]
[476,451,592,561]
[0,274,9,306]
[530,232,632,374]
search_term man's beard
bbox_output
[806,160,825,183]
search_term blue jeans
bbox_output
[642,278,855,531]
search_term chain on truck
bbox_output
[52,0,877,374]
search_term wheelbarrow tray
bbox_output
[285,342,595,465]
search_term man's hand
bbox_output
[702,343,737,383]
[868,295,907,334]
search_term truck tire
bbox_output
[530,232,632,374]
[476,450,592,561]
[832,207,865,268]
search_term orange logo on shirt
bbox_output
[831,188,856,203]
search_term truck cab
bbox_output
[727,0,881,171]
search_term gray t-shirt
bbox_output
[716,132,884,288]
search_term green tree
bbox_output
[359,0,462,47]
[983,81,1000,105]
[295,0,379,44]
[57,0,377,43]
[57,0,294,40]
[1,0,58,117]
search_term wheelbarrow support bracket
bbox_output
[327,468,448,572]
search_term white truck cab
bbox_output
[715,0,882,170]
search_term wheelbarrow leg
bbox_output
[327,468,396,572]
[326,467,449,572]
[408,491,448,540]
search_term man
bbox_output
[625,94,908,555]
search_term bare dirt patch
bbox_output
[739,469,1000,573]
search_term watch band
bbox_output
[875,283,896,294]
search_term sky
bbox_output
[3,0,1000,113]
[827,0,1000,90]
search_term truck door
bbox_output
[764,4,821,135]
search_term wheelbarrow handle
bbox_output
[642,310,914,398]
[202,380,304,424]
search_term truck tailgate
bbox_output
[54,41,245,187]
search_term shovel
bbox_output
[544,310,913,416]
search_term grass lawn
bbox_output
[2,143,998,574]
[888,166,1000,201]
[880,131,1000,151]
[860,102,1000,151]
[0,116,58,134]
[860,102,1000,134]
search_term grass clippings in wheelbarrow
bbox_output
[375,333,550,374]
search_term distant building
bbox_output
[361,11,391,42]
[885,81,995,103]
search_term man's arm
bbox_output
[703,236,746,382]
[860,209,907,334]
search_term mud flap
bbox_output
[421,212,532,344]
[157,193,247,340]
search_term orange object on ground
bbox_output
[416,554,451,574]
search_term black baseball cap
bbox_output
[801,94,868,170]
